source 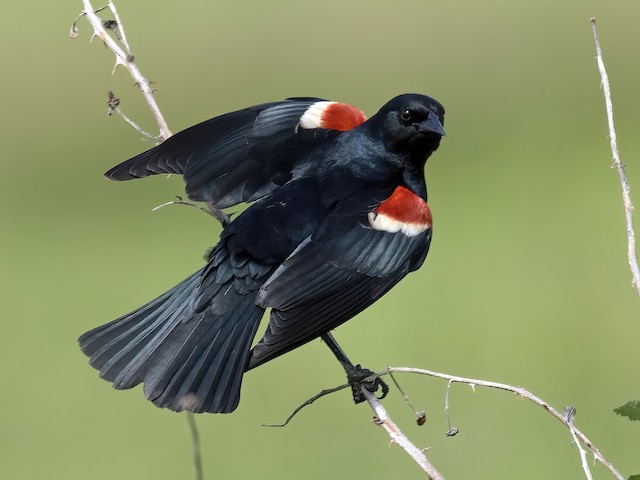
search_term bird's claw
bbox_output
[345,364,389,404]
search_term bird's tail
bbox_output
[79,267,264,413]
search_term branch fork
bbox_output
[71,1,172,141]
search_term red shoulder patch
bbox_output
[298,101,367,132]
[368,186,432,237]
[320,103,367,131]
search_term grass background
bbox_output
[1,1,639,478]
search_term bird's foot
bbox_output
[344,364,389,404]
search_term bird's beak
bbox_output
[417,112,446,137]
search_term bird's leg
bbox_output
[321,332,388,404]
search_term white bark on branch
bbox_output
[591,17,640,296]
[73,0,172,140]
[362,388,445,479]
[372,367,624,480]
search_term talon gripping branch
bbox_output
[79,94,446,413]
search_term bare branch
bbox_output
[266,379,443,476]
[591,17,640,296]
[151,196,231,227]
[262,383,351,427]
[107,91,157,139]
[186,412,203,480]
[564,406,594,480]
[372,367,624,480]
[107,1,131,54]
[73,0,172,140]
[444,380,458,437]
[388,371,426,426]
[362,387,446,480]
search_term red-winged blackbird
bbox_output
[79,94,446,413]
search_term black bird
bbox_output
[79,94,446,413]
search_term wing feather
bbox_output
[104,98,333,208]
[248,208,431,369]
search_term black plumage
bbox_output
[80,94,446,413]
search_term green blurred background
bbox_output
[1,1,638,478]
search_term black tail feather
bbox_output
[79,268,264,413]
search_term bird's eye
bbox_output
[400,109,413,123]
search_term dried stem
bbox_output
[388,371,426,425]
[113,106,157,139]
[262,383,350,428]
[564,406,594,480]
[591,17,640,296]
[107,90,156,139]
[362,387,445,480]
[371,367,624,480]
[186,412,203,480]
[444,380,458,437]
[73,0,172,140]
[107,0,131,54]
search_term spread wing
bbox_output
[105,98,367,208]
[247,190,432,369]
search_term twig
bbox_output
[362,387,446,480]
[107,91,157,139]
[262,383,351,427]
[444,380,458,437]
[564,406,594,480]
[267,379,442,477]
[591,17,640,296]
[388,371,426,426]
[72,0,172,140]
[151,196,232,227]
[186,412,203,480]
[114,106,157,139]
[107,0,131,54]
[372,367,624,480]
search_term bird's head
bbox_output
[371,94,445,164]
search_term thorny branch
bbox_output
[591,17,640,297]
[106,90,156,139]
[564,406,594,480]
[371,367,624,480]
[272,365,623,479]
[71,0,172,140]
[362,387,445,480]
